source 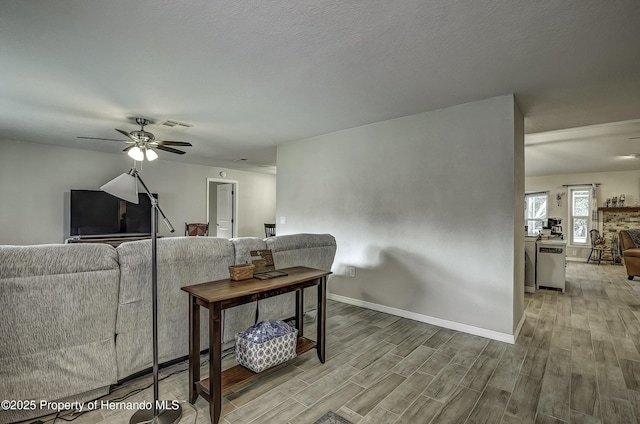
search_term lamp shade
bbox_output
[145,148,158,161]
[100,171,139,204]
[128,146,144,161]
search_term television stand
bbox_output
[66,234,156,247]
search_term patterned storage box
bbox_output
[235,320,298,373]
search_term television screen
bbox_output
[70,190,158,237]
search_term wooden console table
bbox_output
[181,266,331,424]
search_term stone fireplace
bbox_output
[599,207,640,260]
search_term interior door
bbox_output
[216,183,234,238]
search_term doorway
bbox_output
[206,178,238,238]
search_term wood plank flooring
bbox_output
[24,262,640,424]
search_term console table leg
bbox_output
[317,276,326,363]
[295,289,304,337]
[188,295,200,404]
[209,302,222,424]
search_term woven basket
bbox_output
[229,263,255,281]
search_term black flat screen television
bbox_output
[70,189,158,237]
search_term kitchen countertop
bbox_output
[536,238,567,246]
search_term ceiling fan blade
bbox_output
[123,145,134,152]
[630,136,640,140]
[155,145,187,155]
[156,140,193,147]
[115,128,138,142]
[77,136,128,142]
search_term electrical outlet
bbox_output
[349,266,356,277]
[280,216,286,224]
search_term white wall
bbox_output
[276,95,524,341]
[0,139,276,245]
[513,102,525,334]
[525,169,640,259]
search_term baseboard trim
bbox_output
[327,293,516,344]
[567,257,588,262]
[525,286,536,294]
[513,312,526,343]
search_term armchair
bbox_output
[619,230,640,280]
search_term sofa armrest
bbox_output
[620,230,636,251]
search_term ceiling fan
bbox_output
[78,118,192,161]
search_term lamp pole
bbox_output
[129,171,181,424]
[151,196,160,418]
[101,168,181,424]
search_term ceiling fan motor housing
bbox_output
[130,130,155,142]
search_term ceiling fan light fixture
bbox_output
[128,145,144,161]
[145,148,158,161]
[80,117,192,160]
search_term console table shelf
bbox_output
[197,337,316,400]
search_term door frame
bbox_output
[206,177,239,238]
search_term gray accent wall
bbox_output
[0,140,276,245]
[276,95,524,339]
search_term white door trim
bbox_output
[206,177,239,238]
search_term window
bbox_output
[570,188,590,244]
[525,192,547,235]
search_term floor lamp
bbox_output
[101,168,182,424]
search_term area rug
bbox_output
[313,411,354,424]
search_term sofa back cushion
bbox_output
[0,243,119,422]
[265,233,337,271]
[222,237,269,344]
[259,234,337,321]
[231,237,268,265]
[115,237,234,380]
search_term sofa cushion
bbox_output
[231,237,267,265]
[222,237,269,344]
[115,237,234,380]
[0,244,119,423]
[266,233,337,271]
[260,234,337,322]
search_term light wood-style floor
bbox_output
[26,262,640,424]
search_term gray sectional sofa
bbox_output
[0,233,336,423]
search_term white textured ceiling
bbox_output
[525,119,640,177]
[1,0,639,175]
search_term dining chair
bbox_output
[185,222,209,236]
[264,223,276,237]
